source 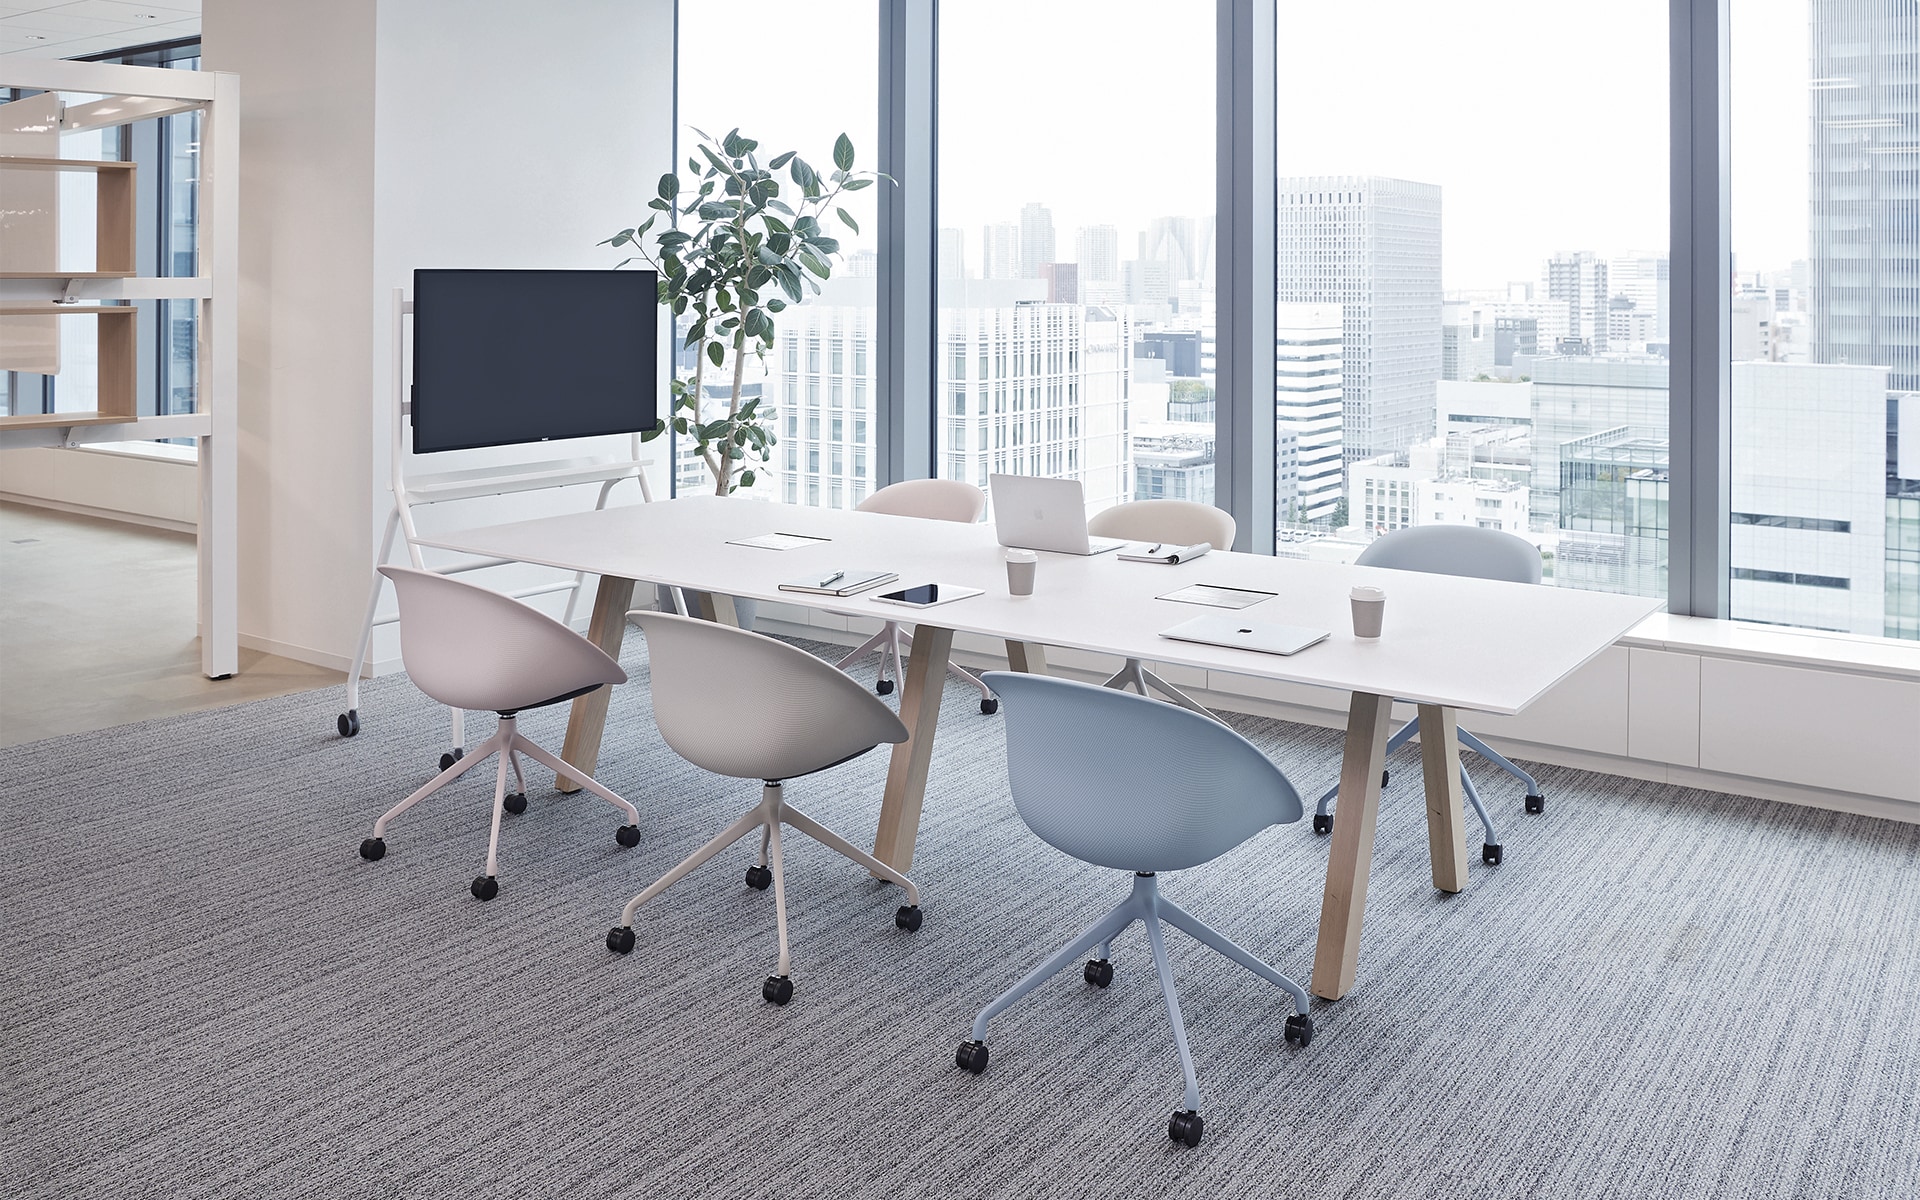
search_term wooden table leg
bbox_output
[1417,704,1469,894]
[1311,690,1393,1000]
[555,574,636,793]
[1005,641,1048,674]
[686,590,740,627]
[871,623,954,874]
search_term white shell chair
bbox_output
[1311,525,1548,865]
[356,566,641,901]
[837,479,1000,715]
[605,612,923,1006]
[1084,499,1236,723]
[954,671,1316,1148]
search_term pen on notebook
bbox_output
[1147,544,1162,555]
[819,571,845,588]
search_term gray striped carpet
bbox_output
[3,631,1918,1200]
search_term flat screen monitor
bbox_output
[410,268,659,454]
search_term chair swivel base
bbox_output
[357,713,640,901]
[954,872,1313,1147]
[603,780,922,1005]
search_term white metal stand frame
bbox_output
[335,288,657,757]
[0,59,239,680]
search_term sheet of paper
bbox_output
[726,532,831,551]
[1155,583,1277,610]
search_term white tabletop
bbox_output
[420,496,1659,717]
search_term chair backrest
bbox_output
[857,478,987,524]
[1087,499,1236,550]
[379,566,627,713]
[981,671,1301,872]
[1354,525,1542,585]
[631,612,908,780]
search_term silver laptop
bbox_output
[990,474,1127,555]
[1158,613,1329,657]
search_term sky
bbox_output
[681,0,1814,292]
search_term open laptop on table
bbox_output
[990,474,1126,555]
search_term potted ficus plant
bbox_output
[604,126,881,496]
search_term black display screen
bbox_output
[410,268,659,453]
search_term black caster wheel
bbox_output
[745,865,772,890]
[980,697,999,715]
[876,679,895,696]
[1311,813,1333,836]
[470,875,498,902]
[337,709,360,738]
[955,1040,989,1074]
[895,904,923,932]
[1382,769,1391,787]
[502,792,527,815]
[1525,792,1546,815]
[358,837,386,861]
[605,926,635,955]
[1482,843,1504,866]
[439,747,465,772]
[614,824,641,848]
[1084,958,1114,988]
[1168,1109,1205,1147]
[1285,1012,1315,1047]
[763,975,794,1006]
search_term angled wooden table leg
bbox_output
[1311,690,1394,1000]
[686,590,740,627]
[871,623,955,874]
[1417,703,1469,893]
[1005,641,1049,674]
[555,574,636,793]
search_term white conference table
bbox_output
[419,495,1657,1000]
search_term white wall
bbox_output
[202,0,675,671]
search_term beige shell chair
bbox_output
[1084,499,1237,723]
[606,612,923,1006]
[356,566,641,901]
[837,479,1000,714]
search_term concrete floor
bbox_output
[0,501,342,748]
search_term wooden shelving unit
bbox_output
[0,303,137,428]
[0,156,137,278]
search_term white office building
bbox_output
[981,221,1020,280]
[1275,302,1344,527]
[936,281,1133,513]
[1609,251,1670,342]
[1077,224,1120,283]
[1019,202,1055,280]
[1442,299,1496,382]
[1350,431,1531,537]
[1545,250,1611,353]
[1437,378,1532,435]
[1730,362,1888,635]
[1277,175,1443,467]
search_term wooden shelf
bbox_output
[0,156,137,277]
[0,304,137,420]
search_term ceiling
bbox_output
[1,1,199,60]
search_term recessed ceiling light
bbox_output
[24,34,49,41]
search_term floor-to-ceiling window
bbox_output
[1274,1,1671,594]
[677,1,879,507]
[935,1,1216,518]
[1732,0,1919,642]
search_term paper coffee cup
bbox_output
[1005,549,1038,596]
[1350,585,1386,640]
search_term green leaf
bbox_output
[767,298,787,312]
[741,469,756,488]
[768,150,796,169]
[844,178,874,191]
[810,235,840,256]
[657,173,678,202]
[798,247,830,278]
[836,208,859,234]
[707,342,725,369]
[833,133,854,172]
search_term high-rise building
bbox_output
[1041,262,1078,304]
[936,283,1133,512]
[939,227,967,281]
[1276,175,1442,468]
[1019,202,1055,280]
[1545,251,1610,354]
[763,280,876,511]
[981,222,1020,280]
[1142,216,1198,283]
[1076,224,1120,283]
[1609,251,1670,342]
[1529,355,1669,531]
[1441,299,1495,381]
[1274,302,1344,528]
[1808,0,1920,639]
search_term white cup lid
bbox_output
[1350,585,1386,601]
[1005,548,1038,563]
